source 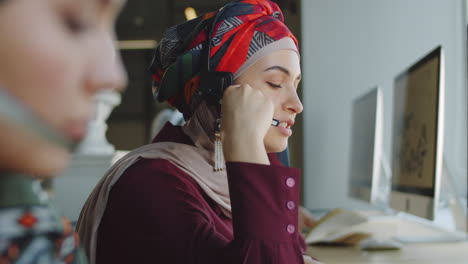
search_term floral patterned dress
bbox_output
[0,174,87,264]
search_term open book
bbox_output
[305,208,371,245]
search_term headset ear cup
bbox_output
[199,71,233,104]
[222,72,234,92]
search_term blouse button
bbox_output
[287,224,296,234]
[286,201,295,210]
[286,177,295,188]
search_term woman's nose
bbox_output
[85,33,128,94]
[285,90,303,114]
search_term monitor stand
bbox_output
[391,211,466,243]
[387,158,466,243]
[438,158,466,232]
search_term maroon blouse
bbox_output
[96,123,307,263]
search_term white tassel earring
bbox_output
[214,118,225,171]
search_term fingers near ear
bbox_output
[223,84,241,96]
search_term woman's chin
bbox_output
[265,140,288,153]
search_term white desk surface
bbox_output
[308,241,468,264]
[306,216,468,264]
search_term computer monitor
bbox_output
[465,24,468,233]
[348,87,384,204]
[390,46,445,220]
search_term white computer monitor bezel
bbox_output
[390,46,445,221]
[348,86,384,205]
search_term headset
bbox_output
[197,6,280,127]
[197,7,233,107]
[0,88,76,150]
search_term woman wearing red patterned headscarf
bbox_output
[78,1,318,263]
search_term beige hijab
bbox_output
[76,102,229,264]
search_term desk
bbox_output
[308,241,468,264]
[305,212,468,264]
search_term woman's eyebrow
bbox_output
[264,66,290,76]
[265,66,301,81]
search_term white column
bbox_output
[76,89,121,155]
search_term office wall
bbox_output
[301,0,467,209]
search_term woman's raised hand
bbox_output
[221,84,273,165]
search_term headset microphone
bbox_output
[0,88,76,150]
[271,119,280,126]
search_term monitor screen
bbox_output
[348,87,383,204]
[390,46,444,220]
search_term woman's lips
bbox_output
[62,119,90,141]
[274,119,294,137]
[277,124,292,136]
